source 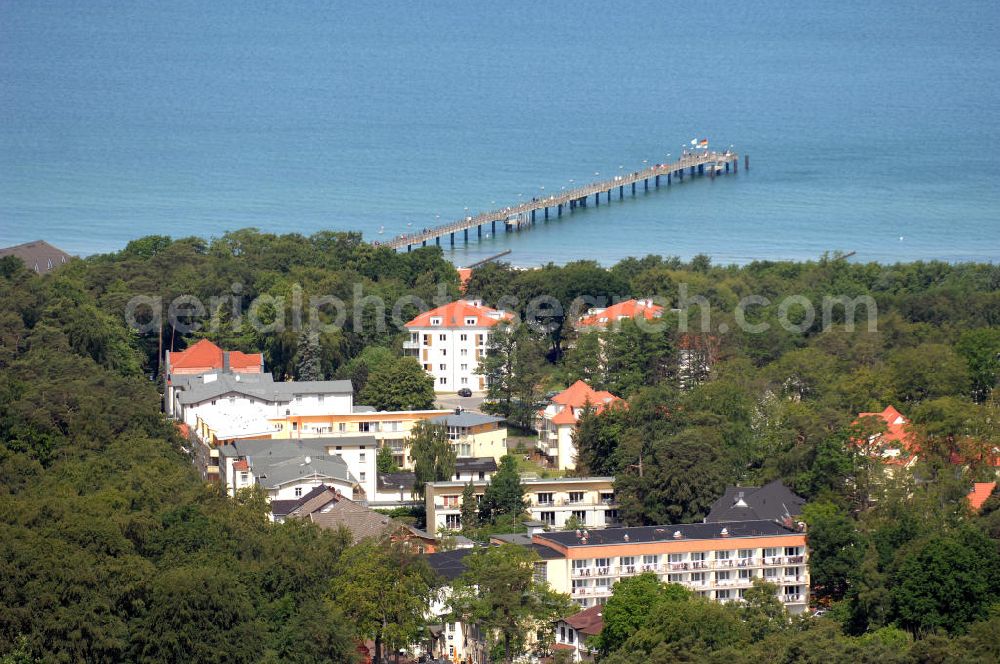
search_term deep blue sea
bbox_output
[2,1,999,266]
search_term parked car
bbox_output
[457,387,473,397]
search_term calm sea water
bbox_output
[1,1,999,266]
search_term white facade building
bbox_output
[404,300,513,393]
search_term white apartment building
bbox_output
[425,476,618,532]
[404,300,513,393]
[532,520,810,613]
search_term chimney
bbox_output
[223,351,230,372]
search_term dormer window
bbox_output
[431,317,442,326]
[465,317,477,326]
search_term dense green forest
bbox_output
[2,230,1000,662]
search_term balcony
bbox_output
[572,567,612,578]
[403,338,422,350]
[781,593,804,603]
[763,555,806,566]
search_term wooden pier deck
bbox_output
[379,150,742,251]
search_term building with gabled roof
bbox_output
[0,240,73,274]
[536,381,623,470]
[967,482,997,512]
[553,604,603,661]
[705,480,806,524]
[164,339,264,417]
[428,410,507,462]
[403,299,514,393]
[576,298,664,330]
[854,405,919,468]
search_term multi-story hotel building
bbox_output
[532,520,809,613]
[403,300,513,393]
[425,476,618,532]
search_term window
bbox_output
[359,453,366,463]
[445,514,461,529]
[642,555,659,568]
[595,558,610,570]
[717,589,731,600]
[534,562,547,584]
[460,363,468,371]
[594,577,611,589]
[430,317,442,326]
[739,569,754,580]
[443,495,460,507]
[568,491,584,504]
[716,571,730,581]
[239,471,248,483]
[572,510,586,523]
[668,573,683,583]
[294,487,303,497]
[460,348,468,356]
[211,400,216,405]
[716,550,732,560]
[536,492,553,505]
[229,396,236,404]
[784,546,800,556]
[461,377,468,385]
[295,395,302,402]
[785,567,799,578]
[763,568,778,579]
[439,377,447,384]
[338,422,346,432]
[423,334,431,345]
[690,572,705,583]
[292,422,298,431]
[359,422,379,433]
[465,317,477,326]
[441,348,447,356]
[439,334,447,341]
[359,472,366,482]
[691,552,706,562]
[439,364,447,371]
[460,333,468,341]
[538,511,555,526]
[600,492,615,503]
[317,394,324,403]
[739,549,754,559]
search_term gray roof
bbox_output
[536,520,798,548]
[0,240,73,273]
[426,547,478,580]
[378,471,417,492]
[705,481,806,523]
[455,457,498,473]
[254,454,354,489]
[428,412,504,428]
[177,373,352,405]
[217,436,376,459]
[306,499,425,544]
[217,438,366,488]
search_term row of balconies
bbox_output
[573,558,806,577]
[573,583,807,602]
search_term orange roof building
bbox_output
[854,405,919,468]
[967,482,997,512]
[166,338,263,374]
[403,300,514,393]
[536,381,623,471]
[164,339,264,417]
[577,298,664,330]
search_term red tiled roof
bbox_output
[169,339,262,371]
[854,405,918,466]
[546,381,623,426]
[233,459,249,471]
[968,482,997,512]
[404,300,514,329]
[577,298,663,328]
[564,604,604,636]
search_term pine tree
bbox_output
[460,482,479,533]
[294,329,323,381]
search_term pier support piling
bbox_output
[449,232,454,246]
[644,178,649,191]
[631,182,636,195]
[745,154,750,171]
[619,185,624,199]
[655,174,660,187]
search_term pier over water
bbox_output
[379,150,743,252]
